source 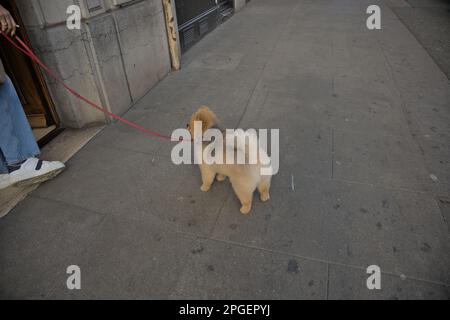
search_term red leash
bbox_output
[1,32,175,141]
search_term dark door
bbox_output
[175,0,234,52]
[175,0,216,27]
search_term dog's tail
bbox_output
[194,106,218,132]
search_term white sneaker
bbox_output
[0,174,12,190]
[9,157,65,188]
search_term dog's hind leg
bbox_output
[216,174,226,182]
[258,176,271,202]
[200,165,216,192]
[231,179,256,214]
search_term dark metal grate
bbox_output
[176,0,234,53]
[199,18,209,36]
[183,26,196,47]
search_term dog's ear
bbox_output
[195,106,217,132]
[194,113,210,133]
[198,105,211,112]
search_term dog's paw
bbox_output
[216,174,226,182]
[201,184,211,192]
[240,205,251,215]
[260,193,270,202]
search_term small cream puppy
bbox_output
[187,106,272,214]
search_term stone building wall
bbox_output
[15,0,171,128]
[14,0,251,128]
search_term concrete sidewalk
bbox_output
[1,0,449,299]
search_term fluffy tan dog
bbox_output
[187,106,272,214]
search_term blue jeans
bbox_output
[0,76,40,174]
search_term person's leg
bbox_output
[0,151,10,189]
[0,149,8,174]
[0,76,64,190]
[0,76,40,171]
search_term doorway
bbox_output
[175,0,234,53]
[0,0,59,145]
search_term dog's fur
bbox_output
[188,106,272,214]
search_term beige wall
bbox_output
[15,0,171,128]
